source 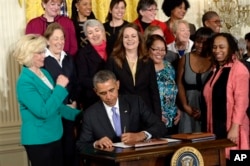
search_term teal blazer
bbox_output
[16,67,80,145]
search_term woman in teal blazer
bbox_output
[13,34,80,166]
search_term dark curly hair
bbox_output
[162,0,190,17]
[210,33,239,65]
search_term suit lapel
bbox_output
[23,67,53,90]
[96,99,130,135]
[123,59,132,76]
[96,102,116,135]
[118,96,130,133]
[135,59,143,86]
[86,44,104,63]
[123,59,137,87]
[41,68,55,86]
[22,67,55,102]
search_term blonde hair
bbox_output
[144,25,162,41]
[12,34,47,67]
[172,20,189,34]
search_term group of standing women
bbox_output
[13,0,249,166]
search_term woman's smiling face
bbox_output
[212,36,229,65]
[149,39,166,64]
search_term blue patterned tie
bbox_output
[111,107,122,136]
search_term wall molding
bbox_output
[0,125,24,154]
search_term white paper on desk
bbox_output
[160,138,182,143]
[112,142,133,148]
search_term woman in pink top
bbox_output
[203,33,249,161]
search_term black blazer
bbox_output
[44,54,78,104]
[76,95,167,151]
[106,56,161,118]
[75,44,106,109]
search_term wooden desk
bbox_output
[80,139,235,166]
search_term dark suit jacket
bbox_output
[76,95,167,151]
[106,56,161,118]
[44,54,78,104]
[75,44,106,109]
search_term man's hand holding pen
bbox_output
[121,131,147,144]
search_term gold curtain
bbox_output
[19,0,138,23]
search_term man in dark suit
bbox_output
[76,70,167,151]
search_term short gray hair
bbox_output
[93,70,117,88]
[172,20,189,34]
[83,19,105,36]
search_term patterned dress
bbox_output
[156,61,178,127]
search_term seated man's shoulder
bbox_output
[120,94,142,102]
[84,101,103,114]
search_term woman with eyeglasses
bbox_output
[13,34,80,166]
[106,23,161,118]
[146,34,180,134]
[202,11,222,33]
[134,0,174,44]
[177,27,214,133]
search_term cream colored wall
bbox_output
[0,0,28,166]
[0,1,248,166]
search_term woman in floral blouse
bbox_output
[146,34,179,134]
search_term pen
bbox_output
[123,126,126,133]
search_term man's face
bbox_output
[94,79,120,107]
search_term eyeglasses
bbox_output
[209,20,223,24]
[145,8,158,12]
[34,50,46,54]
[150,47,166,53]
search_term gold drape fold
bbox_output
[19,0,138,23]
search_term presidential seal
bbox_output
[171,146,204,166]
